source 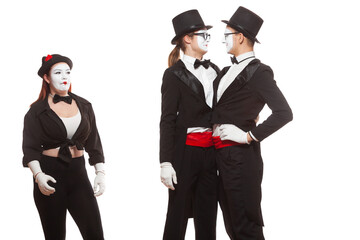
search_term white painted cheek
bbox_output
[224,28,234,53]
[51,73,71,91]
[226,36,233,53]
[197,36,208,52]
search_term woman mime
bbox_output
[23,54,105,240]
[160,10,219,240]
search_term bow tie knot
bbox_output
[52,94,72,104]
[231,56,239,64]
[194,59,211,69]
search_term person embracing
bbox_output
[160,10,219,240]
[212,7,293,240]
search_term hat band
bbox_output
[172,24,212,44]
[175,24,207,36]
[228,22,259,43]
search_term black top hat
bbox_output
[38,54,73,77]
[222,6,263,43]
[171,9,212,45]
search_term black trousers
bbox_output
[163,146,218,240]
[216,144,265,240]
[34,155,104,240]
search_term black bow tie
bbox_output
[53,94,72,104]
[194,59,211,69]
[231,56,239,64]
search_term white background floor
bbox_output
[1,0,359,239]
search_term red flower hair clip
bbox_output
[45,55,53,61]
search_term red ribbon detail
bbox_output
[45,55,53,61]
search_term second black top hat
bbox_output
[171,9,212,45]
[222,6,263,43]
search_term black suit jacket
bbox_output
[212,59,292,226]
[22,92,104,166]
[160,60,219,167]
[212,59,293,141]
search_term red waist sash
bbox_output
[212,136,241,149]
[186,132,214,147]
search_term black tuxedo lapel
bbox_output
[213,66,230,107]
[209,62,220,74]
[216,59,261,105]
[232,58,261,91]
[172,60,206,102]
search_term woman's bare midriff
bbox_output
[42,146,84,158]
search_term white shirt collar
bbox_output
[235,51,255,63]
[182,54,198,65]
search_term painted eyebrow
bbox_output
[52,68,71,71]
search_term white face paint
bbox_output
[196,29,210,52]
[49,63,71,92]
[223,28,234,53]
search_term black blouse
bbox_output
[22,92,104,167]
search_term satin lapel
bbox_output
[172,61,206,101]
[213,67,230,107]
[217,59,261,104]
[209,62,221,74]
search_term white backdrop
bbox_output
[1,0,360,239]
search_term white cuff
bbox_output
[249,131,259,142]
[94,163,105,175]
[27,160,42,178]
[160,162,172,168]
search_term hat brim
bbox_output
[171,25,212,45]
[38,56,73,78]
[222,20,260,43]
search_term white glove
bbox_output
[160,162,177,190]
[28,160,56,196]
[218,124,249,144]
[35,172,57,196]
[94,163,105,197]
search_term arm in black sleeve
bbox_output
[160,70,181,164]
[250,66,293,141]
[22,110,43,167]
[84,103,105,165]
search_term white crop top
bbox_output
[59,111,82,139]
